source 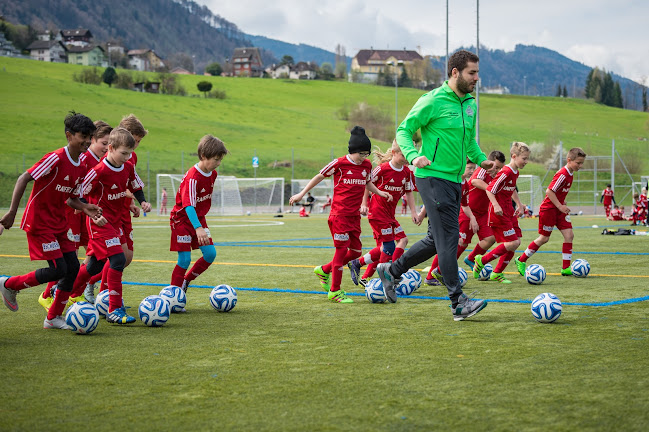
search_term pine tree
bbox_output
[613,82,623,108]
[556,85,562,97]
[563,85,568,98]
[643,87,648,112]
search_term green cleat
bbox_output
[314,266,331,292]
[473,255,485,279]
[489,272,512,284]
[38,292,53,312]
[561,267,573,276]
[514,257,526,276]
[328,289,353,303]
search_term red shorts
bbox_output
[489,213,522,243]
[26,230,76,261]
[121,217,134,251]
[328,214,362,249]
[368,218,406,243]
[87,220,127,260]
[604,204,612,216]
[66,208,89,248]
[538,206,572,236]
[170,219,214,252]
[458,212,493,244]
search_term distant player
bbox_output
[68,128,151,324]
[424,158,477,285]
[473,142,530,284]
[347,140,421,287]
[515,147,586,277]
[289,126,392,303]
[600,184,615,217]
[160,187,168,215]
[459,151,506,274]
[0,112,101,329]
[608,205,624,221]
[631,192,646,226]
[169,135,229,300]
[320,194,332,213]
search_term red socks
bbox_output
[184,258,212,284]
[392,247,405,261]
[99,261,110,292]
[48,289,71,319]
[70,264,93,298]
[482,244,508,264]
[327,247,349,292]
[171,265,187,287]
[494,251,514,273]
[5,271,39,291]
[519,241,540,263]
[467,244,487,262]
[562,242,572,270]
[107,268,123,313]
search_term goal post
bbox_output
[156,174,284,215]
[517,175,544,214]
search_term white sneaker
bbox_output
[44,315,71,330]
[84,283,96,304]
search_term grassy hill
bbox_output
[1,56,648,205]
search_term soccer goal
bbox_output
[156,174,284,215]
[517,175,545,214]
[291,179,334,202]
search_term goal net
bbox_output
[517,175,545,214]
[291,179,334,204]
[156,174,284,215]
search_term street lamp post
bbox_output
[387,60,403,132]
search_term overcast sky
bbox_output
[197,0,648,84]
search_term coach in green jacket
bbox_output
[377,50,494,321]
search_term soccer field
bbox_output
[1,213,648,431]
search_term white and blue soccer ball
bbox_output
[65,301,100,334]
[365,278,387,303]
[477,263,493,281]
[531,292,562,323]
[525,264,547,285]
[94,290,110,317]
[139,295,171,327]
[210,284,237,312]
[458,267,468,287]
[571,259,590,278]
[159,285,187,313]
[396,270,422,295]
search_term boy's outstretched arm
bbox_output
[289,173,325,205]
[0,172,33,229]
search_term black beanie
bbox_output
[348,126,372,154]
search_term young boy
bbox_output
[289,126,392,303]
[461,151,506,274]
[39,120,113,310]
[600,184,615,217]
[347,140,420,287]
[169,135,228,300]
[608,205,624,221]
[473,142,530,284]
[68,127,151,324]
[514,147,586,277]
[0,112,102,329]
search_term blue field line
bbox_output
[120,281,649,307]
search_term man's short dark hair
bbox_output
[65,111,96,136]
[488,150,506,163]
[448,50,479,78]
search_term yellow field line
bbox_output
[2,254,648,278]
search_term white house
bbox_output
[26,40,67,63]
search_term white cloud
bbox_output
[197,0,649,82]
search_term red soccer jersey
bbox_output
[640,194,648,209]
[21,147,86,234]
[461,179,470,207]
[82,159,143,228]
[84,149,103,170]
[601,188,614,205]
[467,168,493,215]
[368,161,414,221]
[540,166,574,211]
[320,155,372,217]
[129,151,138,167]
[170,164,218,224]
[487,165,519,218]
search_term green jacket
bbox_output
[396,81,487,183]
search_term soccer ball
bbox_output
[95,290,110,317]
[525,264,547,285]
[396,270,422,295]
[138,295,171,327]
[159,285,187,312]
[365,278,387,303]
[458,267,468,287]
[65,301,100,334]
[571,259,590,278]
[531,292,562,323]
[210,284,237,312]
[477,263,493,281]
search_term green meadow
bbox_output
[0,213,648,430]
